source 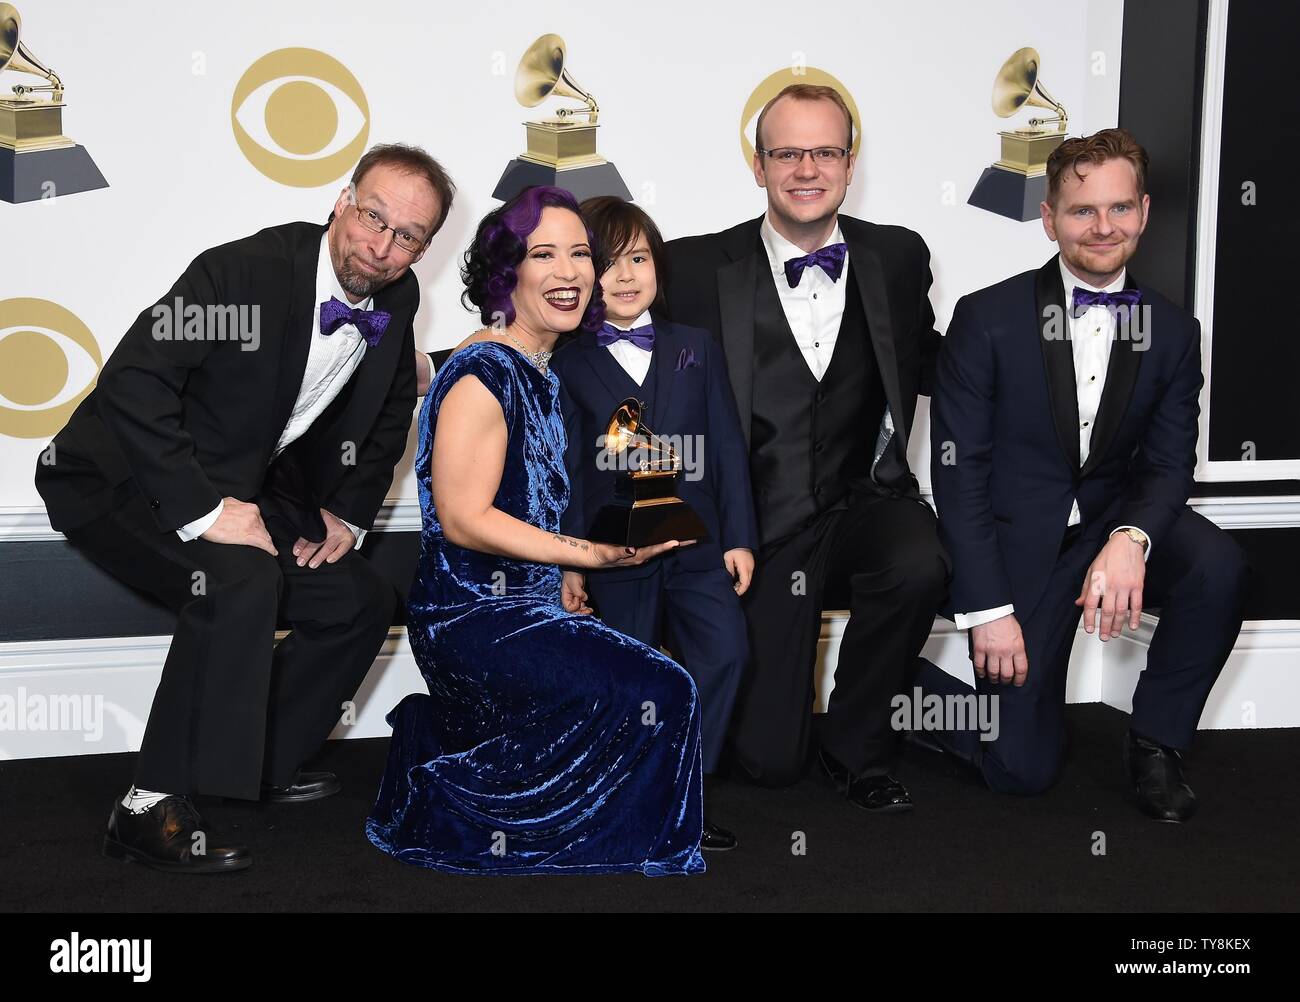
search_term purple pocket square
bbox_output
[675,346,699,371]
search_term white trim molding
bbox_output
[3,616,1296,762]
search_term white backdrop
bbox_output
[0,0,1124,513]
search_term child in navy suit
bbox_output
[552,197,758,850]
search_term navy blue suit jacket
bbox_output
[930,255,1202,623]
[552,318,759,582]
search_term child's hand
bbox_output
[723,548,755,596]
[562,570,592,614]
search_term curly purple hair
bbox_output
[461,185,605,335]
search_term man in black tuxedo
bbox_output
[665,85,947,810]
[35,143,456,871]
[920,129,1248,821]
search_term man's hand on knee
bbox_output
[293,508,356,569]
[200,497,278,556]
[971,613,1029,686]
[1076,535,1146,640]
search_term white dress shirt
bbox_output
[953,259,1149,630]
[178,232,369,549]
[760,215,846,381]
[602,309,654,385]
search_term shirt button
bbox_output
[1081,421,1090,428]
[1089,375,1096,382]
[814,341,820,347]
[813,293,818,299]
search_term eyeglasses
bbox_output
[347,185,428,254]
[758,146,851,166]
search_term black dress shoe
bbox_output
[103,796,252,873]
[260,770,341,803]
[701,819,737,852]
[1124,731,1197,823]
[819,748,914,813]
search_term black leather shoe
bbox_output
[819,748,914,813]
[103,796,252,873]
[260,770,341,803]
[1125,731,1197,823]
[701,819,737,852]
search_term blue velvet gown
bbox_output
[366,341,706,876]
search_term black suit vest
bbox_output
[748,261,887,545]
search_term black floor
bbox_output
[2,704,1296,912]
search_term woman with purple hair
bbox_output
[366,186,705,875]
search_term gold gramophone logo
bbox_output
[0,2,108,203]
[492,33,631,202]
[968,47,1069,221]
[0,298,101,439]
[231,48,370,188]
[740,67,862,171]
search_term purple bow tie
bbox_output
[784,242,847,287]
[1071,287,1142,317]
[320,296,391,347]
[597,322,656,351]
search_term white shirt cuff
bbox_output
[954,604,1015,630]
[340,518,366,550]
[176,500,223,542]
[1110,525,1152,562]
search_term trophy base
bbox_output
[967,165,1048,222]
[588,500,710,548]
[492,157,632,203]
[0,144,108,203]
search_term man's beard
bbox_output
[337,252,388,298]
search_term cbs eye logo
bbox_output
[740,67,862,170]
[232,48,370,188]
[0,299,101,439]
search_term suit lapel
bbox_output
[1080,270,1145,478]
[270,224,326,447]
[1036,255,1082,470]
[717,253,758,447]
[844,234,907,450]
[646,320,679,431]
[580,336,639,404]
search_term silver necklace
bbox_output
[501,329,552,372]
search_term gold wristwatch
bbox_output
[1119,527,1150,552]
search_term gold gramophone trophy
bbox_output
[492,32,631,202]
[0,3,106,202]
[587,397,708,547]
[967,47,1068,221]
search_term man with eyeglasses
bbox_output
[35,143,456,873]
[665,84,947,811]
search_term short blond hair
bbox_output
[755,84,854,152]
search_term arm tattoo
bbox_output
[553,533,590,552]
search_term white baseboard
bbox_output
[2,615,1295,762]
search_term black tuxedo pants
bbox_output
[916,507,1249,794]
[730,489,949,786]
[63,485,396,800]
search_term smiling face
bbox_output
[1041,156,1150,288]
[752,95,855,242]
[510,205,596,339]
[329,163,441,302]
[599,229,657,326]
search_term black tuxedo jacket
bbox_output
[36,221,418,540]
[930,255,1202,622]
[662,213,940,499]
